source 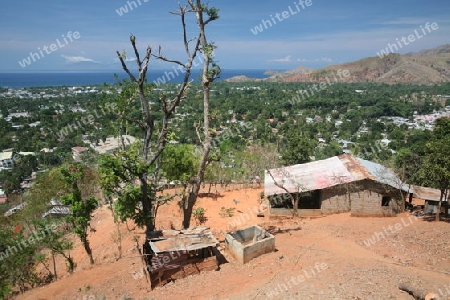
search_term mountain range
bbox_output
[226,44,450,85]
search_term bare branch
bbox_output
[266,169,294,196]
[130,35,142,69]
[116,51,137,82]
[156,193,182,203]
[139,46,152,81]
[152,51,186,68]
[194,122,204,144]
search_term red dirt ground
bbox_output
[14,185,450,300]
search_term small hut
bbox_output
[143,227,220,288]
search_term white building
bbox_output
[0,152,13,170]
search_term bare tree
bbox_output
[181,0,220,229]
[104,1,218,237]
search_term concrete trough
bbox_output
[225,225,275,264]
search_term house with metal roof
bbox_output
[410,185,448,215]
[265,154,408,217]
[42,198,71,218]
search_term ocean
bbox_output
[0,69,276,89]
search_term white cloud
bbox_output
[113,56,137,63]
[61,55,98,63]
[271,55,292,62]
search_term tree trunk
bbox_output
[57,250,75,273]
[66,256,75,273]
[293,198,299,218]
[436,189,444,222]
[182,192,196,229]
[82,237,94,265]
[444,189,449,218]
[140,175,155,237]
[181,1,215,229]
[115,219,123,259]
[52,252,57,280]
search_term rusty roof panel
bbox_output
[340,155,372,180]
[265,154,408,196]
[264,156,357,196]
[149,227,219,253]
[412,185,447,202]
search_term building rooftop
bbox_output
[90,135,137,154]
[411,185,447,202]
[148,227,219,253]
[264,154,408,196]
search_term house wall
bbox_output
[320,187,351,214]
[425,200,449,214]
[270,208,323,217]
[269,180,405,217]
[322,180,404,217]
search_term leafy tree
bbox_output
[33,219,74,276]
[99,142,159,227]
[395,148,422,185]
[59,163,98,264]
[315,141,342,160]
[161,143,199,185]
[0,227,41,296]
[417,118,450,221]
[280,125,316,166]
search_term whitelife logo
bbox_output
[55,103,118,140]
[0,223,58,261]
[362,215,419,247]
[115,0,149,16]
[288,69,350,106]
[376,22,439,58]
[266,262,328,298]
[18,31,81,68]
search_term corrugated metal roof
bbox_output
[42,206,71,218]
[412,185,447,202]
[355,157,410,192]
[3,202,27,217]
[265,154,408,196]
[149,227,219,253]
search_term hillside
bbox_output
[14,185,450,300]
[226,44,450,85]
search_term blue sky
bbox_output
[1,0,449,72]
